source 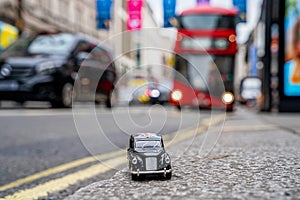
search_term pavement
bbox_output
[65,107,300,200]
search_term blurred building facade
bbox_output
[0,0,108,39]
[111,1,176,104]
[112,1,175,82]
[0,0,175,96]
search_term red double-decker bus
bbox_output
[169,5,238,111]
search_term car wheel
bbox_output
[51,82,74,108]
[105,92,117,108]
[131,174,139,181]
[62,82,74,108]
[176,105,181,111]
[61,82,74,108]
[105,96,112,108]
[165,171,172,180]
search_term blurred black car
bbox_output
[146,86,170,105]
[129,81,171,105]
[0,32,116,108]
[145,86,161,104]
[147,80,171,105]
[127,133,172,180]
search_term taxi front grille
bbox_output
[145,157,157,170]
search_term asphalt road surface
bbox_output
[0,102,217,199]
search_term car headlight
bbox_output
[150,89,160,98]
[165,154,171,164]
[222,92,234,104]
[160,153,171,165]
[36,61,57,74]
[132,157,138,165]
[171,90,183,101]
[132,156,143,165]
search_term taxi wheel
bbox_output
[131,174,139,181]
[165,172,172,180]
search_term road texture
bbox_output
[0,104,210,199]
[0,105,203,186]
[66,108,300,199]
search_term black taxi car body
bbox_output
[127,133,172,180]
[0,32,116,108]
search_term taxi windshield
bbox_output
[134,140,162,152]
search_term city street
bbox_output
[0,0,300,200]
[0,103,299,199]
[67,107,300,200]
[0,102,212,199]
[1,0,300,199]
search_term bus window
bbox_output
[179,15,236,29]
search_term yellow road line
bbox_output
[220,124,278,133]
[0,150,124,192]
[165,113,226,147]
[1,113,226,199]
[165,126,207,147]
[1,156,127,200]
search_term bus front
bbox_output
[170,5,238,111]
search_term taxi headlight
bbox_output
[165,154,171,164]
[222,92,234,104]
[132,157,138,165]
[171,90,182,101]
[160,153,171,165]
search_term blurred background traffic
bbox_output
[0,0,298,112]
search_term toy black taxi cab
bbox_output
[127,133,172,180]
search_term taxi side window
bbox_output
[130,137,134,149]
